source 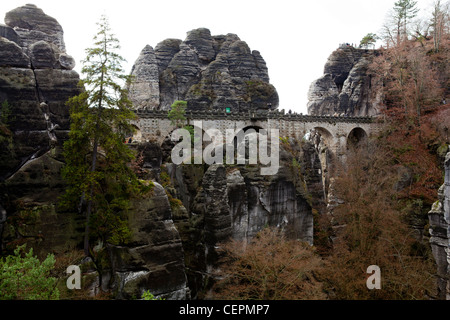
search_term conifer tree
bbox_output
[61,15,138,257]
[394,0,419,43]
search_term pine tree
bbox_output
[431,0,449,52]
[168,100,187,127]
[394,0,419,43]
[61,15,138,257]
[360,33,378,49]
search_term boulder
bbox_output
[58,53,75,70]
[29,40,57,68]
[0,24,22,45]
[0,37,30,68]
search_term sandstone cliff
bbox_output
[155,136,318,298]
[0,4,82,254]
[0,4,79,180]
[428,149,450,299]
[0,5,379,301]
[0,5,191,300]
[307,46,383,117]
[128,28,279,112]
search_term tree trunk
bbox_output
[84,71,105,257]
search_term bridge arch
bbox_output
[234,125,265,138]
[311,126,334,150]
[126,124,142,143]
[347,127,368,149]
[228,125,265,162]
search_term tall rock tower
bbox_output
[307,46,383,117]
[0,4,80,179]
[128,28,279,112]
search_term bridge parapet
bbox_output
[134,108,375,124]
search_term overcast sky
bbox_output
[0,0,437,114]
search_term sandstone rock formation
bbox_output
[128,28,279,112]
[0,4,79,181]
[0,6,193,300]
[104,182,189,300]
[428,149,450,300]
[157,137,315,298]
[0,4,81,254]
[307,46,383,117]
[4,4,66,52]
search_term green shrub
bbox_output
[142,290,163,300]
[0,245,59,300]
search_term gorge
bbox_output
[0,4,448,301]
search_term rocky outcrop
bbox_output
[0,4,81,252]
[128,28,279,112]
[428,150,450,300]
[104,182,189,300]
[159,139,314,298]
[4,4,66,52]
[128,45,160,110]
[307,46,382,117]
[0,147,83,256]
[0,5,192,300]
[0,4,80,180]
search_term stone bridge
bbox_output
[131,109,381,157]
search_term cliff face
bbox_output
[428,150,450,300]
[0,5,353,300]
[160,138,316,298]
[0,4,82,254]
[307,46,383,117]
[0,5,191,300]
[128,28,279,112]
[0,4,79,180]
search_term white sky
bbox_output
[0,0,437,114]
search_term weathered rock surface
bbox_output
[0,37,30,68]
[307,47,382,117]
[128,28,279,112]
[0,147,83,257]
[4,4,66,52]
[0,3,84,278]
[428,150,450,300]
[0,6,191,300]
[161,138,314,298]
[128,45,160,110]
[0,4,80,180]
[0,24,22,45]
[105,182,189,300]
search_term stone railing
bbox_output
[134,108,375,124]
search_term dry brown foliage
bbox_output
[320,143,437,300]
[212,228,326,300]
